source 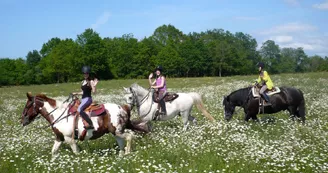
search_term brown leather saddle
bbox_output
[153,92,179,103]
[68,99,106,117]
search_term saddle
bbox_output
[68,100,106,117]
[153,92,179,103]
[252,86,281,98]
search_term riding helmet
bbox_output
[155,65,163,72]
[82,66,91,74]
[257,62,264,68]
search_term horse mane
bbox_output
[36,93,57,108]
[131,83,148,92]
[229,87,250,96]
[228,87,251,104]
[121,104,131,119]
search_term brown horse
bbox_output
[21,92,150,160]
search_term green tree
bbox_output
[260,40,281,73]
[40,37,61,57]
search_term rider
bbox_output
[72,66,98,129]
[149,65,167,116]
[255,62,274,105]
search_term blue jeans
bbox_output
[78,97,92,112]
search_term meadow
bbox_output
[0,72,327,173]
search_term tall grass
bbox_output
[0,72,327,172]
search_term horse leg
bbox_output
[51,140,62,161]
[181,111,190,131]
[115,136,125,157]
[65,137,79,154]
[188,114,197,125]
[288,106,296,121]
[115,132,134,156]
[251,114,259,122]
[244,113,251,122]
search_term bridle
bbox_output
[129,88,154,117]
[22,94,75,128]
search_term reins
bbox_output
[130,88,154,118]
[36,95,75,129]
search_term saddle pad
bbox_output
[154,92,179,103]
[87,104,106,117]
[252,87,281,98]
[68,101,105,116]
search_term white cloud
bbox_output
[91,11,111,30]
[313,0,328,10]
[280,42,314,50]
[270,35,293,43]
[256,23,328,56]
[234,16,260,21]
[283,0,300,6]
[259,22,317,35]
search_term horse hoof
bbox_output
[119,150,125,157]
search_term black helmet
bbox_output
[155,65,163,72]
[82,66,91,74]
[257,62,264,68]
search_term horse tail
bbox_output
[121,105,151,133]
[298,90,306,123]
[188,93,215,122]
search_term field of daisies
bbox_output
[0,72,327,173]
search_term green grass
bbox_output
[1,72,328,172]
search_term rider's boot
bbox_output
[261,93,271,105]
[159,99,167,116]
[80,111,94,130]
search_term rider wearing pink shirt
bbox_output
[149,66,167,115]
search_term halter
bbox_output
[129,88,154,118]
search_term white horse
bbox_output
[21,93,149,160]
[124,83,215,130]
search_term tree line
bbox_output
[1,24,328,86]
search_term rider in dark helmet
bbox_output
[149,65,167,116]
[72,66,99,129]
[255,62,274,105]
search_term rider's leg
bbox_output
[260,85,270,103]
[158,91,166,115]
[77,97,94,129]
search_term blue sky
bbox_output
[1,0,328,58]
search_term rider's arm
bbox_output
[152,76,165,89]
[262,71,269,82]
[254,75,261,85]
[91,80,96,93]
[149,78,156,86]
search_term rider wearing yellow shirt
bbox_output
[256,62,274,104]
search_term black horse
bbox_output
[223,86,306,123]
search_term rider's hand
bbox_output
[149,73,153,79]
[93,78,99,86]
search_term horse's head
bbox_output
[223,95,235,121]
[21,92,56,126]
[124,87,137,106]
[123,84,150,107]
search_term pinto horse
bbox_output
[223,86,306,123]
[21,92,149,160]
[124,83,215,131]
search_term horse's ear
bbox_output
[123,87,129,93]
[27,92,33,101]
